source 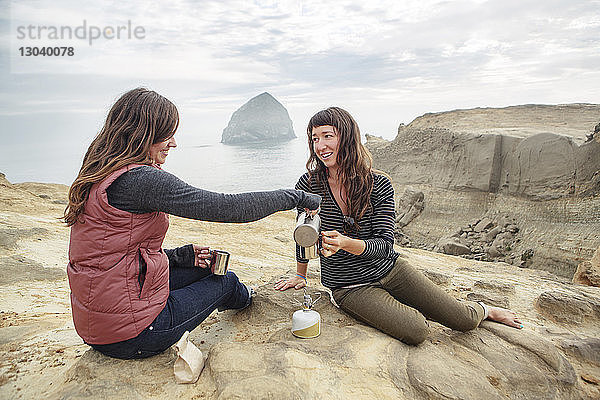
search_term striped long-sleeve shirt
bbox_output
[295,172,399,289]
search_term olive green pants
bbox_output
[331,255,486,345]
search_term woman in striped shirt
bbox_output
[275,107,522,345]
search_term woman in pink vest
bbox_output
[64,88,320,359]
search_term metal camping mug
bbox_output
[298,243,319,259]
[210,250,230,275]
[294,212,321,259]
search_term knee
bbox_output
[384,315,429,345]
[400,322,429,345]
[222,271,241,288]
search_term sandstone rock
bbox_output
[0,227,48,249]
[406,340,505,400]
[51,349,182,399]
[573,245,600,287]
[496,231,514,242]
[491,237,508,252]
[0,172,10,186]
[432,214,522,264]
[450,228,462,238]
[506,132,579,199]
[466,292,510,309]
[535,290,600,324]
[483,226,501,242]
[486,245,502,259]
[520,248,535,268]
[365,134,390,151]
[592,244,600,268]
[572,261,600,287]
[496,215,512,228]
[44,283,586,400]
[274,235,291,243]
[480,322,578,387]
[559,336,600,366]
[440,322,578,399]
[585,123,600,142]
[393,227,411,246]
[367,105,600,277]
[438,237,471,255]
[395,187,424,227]
[474,218,494,232]
[473,280,516,294]
[371,108,600,200]
[221,92,295,144]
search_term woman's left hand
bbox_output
[192,245,212,268]
[320,230,347,257]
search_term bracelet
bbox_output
[296,273,307,282]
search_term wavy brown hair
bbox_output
[306,107,374,228]
[63,88,179,226]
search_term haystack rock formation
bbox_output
[367,104,600,278]
[221,92,296,144]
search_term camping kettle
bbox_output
[294,212,321,259]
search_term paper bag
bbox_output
[173,330,204,384]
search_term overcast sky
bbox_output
[0,0,599,182]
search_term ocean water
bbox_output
[0,131,311,194]
[166,138,311,193]
[0,105,312,192]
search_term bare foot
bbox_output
[487,306,523,329]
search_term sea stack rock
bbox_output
[221,92,296,144]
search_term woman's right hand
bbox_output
[274,275,306,291]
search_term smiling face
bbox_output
[311,125,340,171]
[148,134,177,165]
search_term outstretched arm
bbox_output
[106,166,320,222]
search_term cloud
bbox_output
[0,0,598,139]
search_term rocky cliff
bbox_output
[221,92,296,144]
[372,104,600,200]
[0,174,599,399]
[367,104,600,278]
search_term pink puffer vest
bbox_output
[67,164,169,344]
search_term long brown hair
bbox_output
[306,107,374,227]
[63,88,179,226]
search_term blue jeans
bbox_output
[89,266,251,359]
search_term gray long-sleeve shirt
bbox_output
[106,166,321,222]
[105,165,321,270]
